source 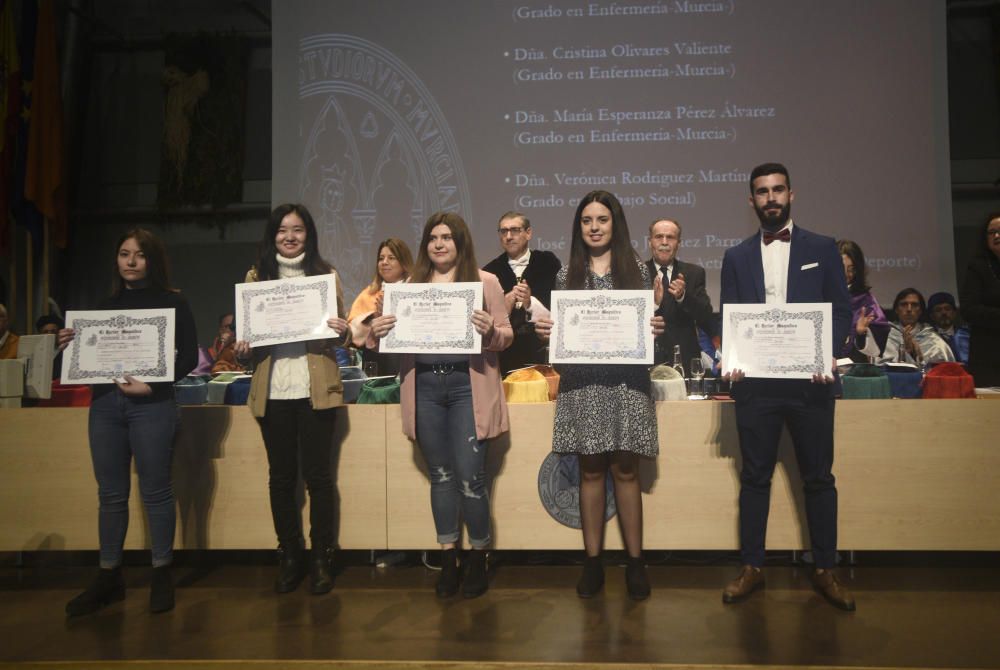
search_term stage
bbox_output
[1,553,999,668]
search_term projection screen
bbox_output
[272,0,953,308]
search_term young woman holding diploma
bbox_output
[233,203,350,595]
[370,212,512,598]
[61,228,198,616]
[534,190,664,600]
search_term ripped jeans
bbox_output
[414,367,491,548]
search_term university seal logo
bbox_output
[298,34,471,300]
[537,453,617,529]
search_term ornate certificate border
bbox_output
[382,283,482,354]
[235,275,336,347]
[550,290,654,365]
[722,303,832,378]
[63,309,174,383]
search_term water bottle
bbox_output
[672,344,685,378]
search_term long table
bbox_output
[2,400,998,551]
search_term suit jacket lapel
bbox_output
[786,226,806,302]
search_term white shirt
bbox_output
[269,253,310,399]
[507,249,531,279]
[760,221,793,304]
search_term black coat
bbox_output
[483,250,562,374]
[647,258,716,369]
[960,255,1000,386]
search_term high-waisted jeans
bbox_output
[88,389,179,568]
[256,398,337,549]
[414,368,491,548]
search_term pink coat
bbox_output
[398,270,513,441]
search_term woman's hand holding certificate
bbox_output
[234,275,339,347]
[61,309,175,384]
[548,290,655,365]
[378,282,484,354]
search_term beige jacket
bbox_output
[244,267,348,418]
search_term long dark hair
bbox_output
[566,190,644,290]
[111,227,173,296]
[410,212,480,283]
[837,239,871,296]
[367,238,414,292]
[256,204,332,280]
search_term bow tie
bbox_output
[508,256,530,269]
[762,228,791,245]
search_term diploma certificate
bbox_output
[549,290,655,365]
[235,275,338,347]
[721,303,832,379]
[381,282,482,354]
[62,308,175,384]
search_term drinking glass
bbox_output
[689,358,705,398]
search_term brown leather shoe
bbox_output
[722,565,764,603]
[811,569,856,611]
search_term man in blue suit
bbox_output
[719,163,856,611]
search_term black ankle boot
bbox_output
[275,545,306,593]
[65,567,125,617]
[462,550,489,599]
[576,555,604,598]
[309,547,335,595]
[435,548,460,598]
[625,556,651,601]
[150,565,175,613]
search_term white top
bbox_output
[508,249,531,278]
[269,253,310,400]
[760,221,793,304]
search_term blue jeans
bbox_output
[88,389,179,568]
[414,368,491,548]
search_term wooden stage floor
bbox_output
[1,552,998,669]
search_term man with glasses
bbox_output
[646,218,717,369]
[483,211,561,373]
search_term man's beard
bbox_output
[754,202,791,231]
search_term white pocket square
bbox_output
[800,262,819,270]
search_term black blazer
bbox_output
[647,258,716,368]
[483,249,562,373]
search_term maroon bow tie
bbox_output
[762,228,791,245]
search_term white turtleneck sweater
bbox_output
[269,253,310,399]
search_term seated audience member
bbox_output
[0,303,18,359]
[36,314,65,379]
[959,213,1000,386]
[482,211,561,374]
[880,288,954,366]
[348,238,413,377]
[837,240,890,362]
[208,313,235,361]
[926,292,970,365]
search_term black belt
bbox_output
[415,361,469,375]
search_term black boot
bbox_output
[576,555,604,598]
[275,545,306,593]
[435,548,460,598]
[150,565,175,613]
[462,550,489,599]
[309,546,335,595]
[625,556,651,601]
[65,567,125,617]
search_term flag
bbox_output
[11,0,42,251]
[0,0,21,256]
[23,0,66,248]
